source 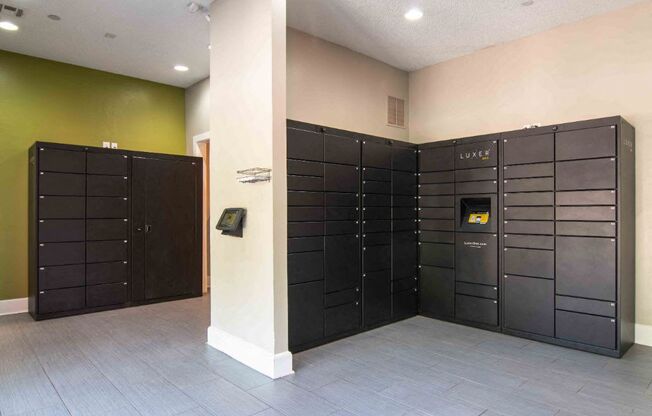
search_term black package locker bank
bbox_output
[29,142,202,320]
[287,116,634,357]
[287,120,418,352]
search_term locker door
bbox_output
[392,146,417,172]
[420,266,454,318]
[287,128,323,162]
[132,157,201,301]
[289,281,324,348]
[324,164,359,193]
[362,141,391,169]
[324,235,360,293]
[504,275,554,336]
[325,134,360,165]
[455,233,498,285]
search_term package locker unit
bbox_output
[287,120,418,351]
[418,135,501,329]
[29,142,203,320]
[418,116,635,357]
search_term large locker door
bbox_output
[324,235,360,292]
[132,157,201,301]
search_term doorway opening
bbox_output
[193,132,211,293]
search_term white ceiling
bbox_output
[287,0,646,72]
[0,0,211,87]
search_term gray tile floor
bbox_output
[2,296,652,416]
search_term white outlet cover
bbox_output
[102,141,111,148]
[111,142,118,149]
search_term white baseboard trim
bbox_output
[207,326,293,379]
[0,297,28,316]
[635,323,652,347]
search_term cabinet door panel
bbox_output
[325,303,361,337]
[393,289,417,319]
[419,231,455,244]
[504,177,554,192]
[86,283,129,308]
[504,206,554,220]
[87,261,129,285]
[455,181,496,194]
[38,264,85,290]
[556,206,615,221]
[556,296,616,318]
[87,197,129,218]
[420,219,455,232]
[393,232,417,280]
[392,171,417,196]
[363,232,391,246]
[504,248,554,279]
[419,266,454,318]
[503,220,554,235]
[288,281,324,348]
[288,207,324,222]
[87,175,128,197]
[39,196,86,219]
[556,236,616,301]
[419,207,454,219]
[420,242,454,268]
[504,192,553,206]
[38,287,85,314]
[556,126,615,161]
[456,282,498,299]
[325,134,360,165]
[288,191,323,207]
[288,175,323,192]
[556,190,616,206]
[504,234,554,250]
[38,219,85,242]
[556,310,615,350]
[363,180,391,194]
[392,207,417,219]
[362,141,391,169]
[363,207,390,220]
[556,221,616,237]
[362,194,390,206]
[455,233,498,285]
[288,222,323,237]
[288,251,324,284]
[324,164,359,193]
[455,295,497,326]
[364,271,391,326]
[363,244,391,272]
[39,172,86,196]
[420,171,454,184]
[288,236,323,254]
[455,167,497,182]
[39,242,85,266]
[87,153,129,175]
[86,219,129,241]
[39,148,86,173]
[503,162,554,179]
[419,146,454,172]
[504,275,554,336]
[326,193,358,207]
[363,167,391,182]
[556,158,616,191]
[287,128,323,162]
[287,160,323,177]
[87,240,128,263]
[325,221,358,235]
[393,195,417,207]
[393,146,417,172]
[326,207,358,221]
[419,195,454,207]
[325,235,360,292]
[503,134,554,165]
[419,183,455,195]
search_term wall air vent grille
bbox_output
[387,96,405,128]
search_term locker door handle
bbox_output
[145,225,152,233]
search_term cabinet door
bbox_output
[364,271,391,326]
[325,134,360,165]
[39,172,86,196]
[393,231,417,280]
[419,266,454,318]
[38,219,85,243]
[87,175,128,197]
[288,251,323,285]
[556,158,616,191]
[556,126,615,161]
[325,302,361,337]
[363,244,391,272]
[39,148,86,173]
[455,295,497,326]
[504,275,554,336]
[503,134,554,165]
[392,146,417,172]
[86,219,129,241]
[39,242,85,266]
[38,287,85,314]
[556,236,616,301]
[87,240,128,263]
[287,128,323,162]
[87,152,129,175]
[39,196,85,219]
[324,164,359,193]
[393,288,417,319]
[392,171,417,195]
[362,141,391,169]
[38,264,85,290]
[419,146,454,172]
[420,242,454,268]
[87,261,129,285]
[455,233,497,285]
[86,283,129,308]
[504,248,554,279]
[289,281,324,348]
[131,157,200,301]
[556,310,615,350]
[324,235,360,292]
[503,163,553,179]
[86,197,129,218]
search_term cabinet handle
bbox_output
[145,225,152,233]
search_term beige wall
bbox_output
[208,0,290,377]
[287,28,409,140]
[185,77,210,154]
[409,1,652,331]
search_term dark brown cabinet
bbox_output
[29,142,202,320]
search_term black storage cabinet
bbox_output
[29,142,202,320]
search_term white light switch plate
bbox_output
[102,141,111,148]
[111,142,118,149]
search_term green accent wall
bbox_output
[0,49,186,301]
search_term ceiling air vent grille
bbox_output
[387,96,405,128]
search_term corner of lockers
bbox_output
[286,120,418,352]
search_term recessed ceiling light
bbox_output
[174,65,189,72]
[0,21,19,31]
[208,44,211,50]
[521,0,534,6]
[404,8,423,21]
[47,14,61,21]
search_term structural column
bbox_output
[207,0,291,378]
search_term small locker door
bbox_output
[324,234,360,293]
[132,157,201,301]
